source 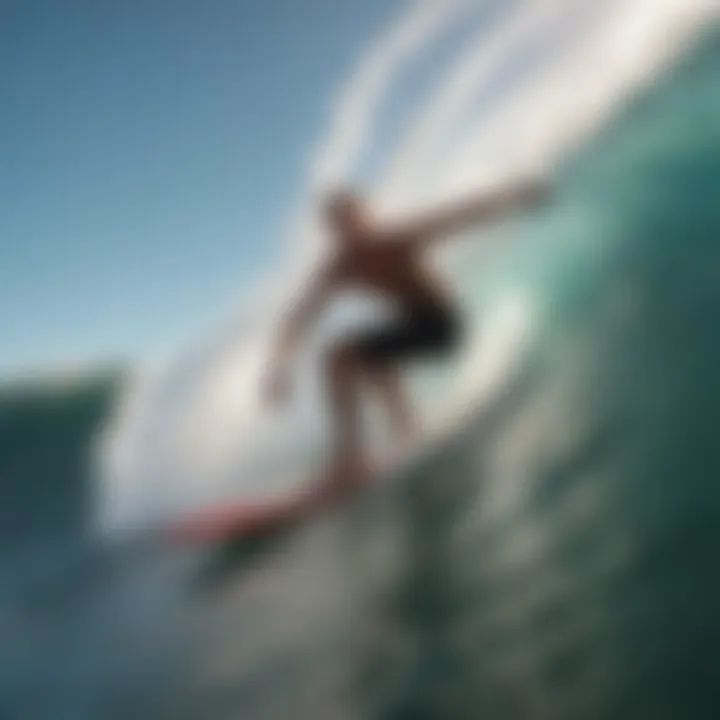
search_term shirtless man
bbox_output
[264,178,549,491]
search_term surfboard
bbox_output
[166,457,399,544]
[164,370,528,546]
[165,421,455,545]
[166,490,309,544]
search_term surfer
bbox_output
[264,179,549,491]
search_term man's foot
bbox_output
[311,453,372,507]
[385,416,422,465]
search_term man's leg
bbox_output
[365,362,418,446]
[324,344,365,481]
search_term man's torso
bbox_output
[331,233,451,312]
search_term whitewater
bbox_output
[96,0,716,536]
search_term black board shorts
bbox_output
[352,300,464,366]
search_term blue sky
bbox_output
[3,0,703,378]
[0,0,394,374]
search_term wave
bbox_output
[0,370,121,545]
[96,1,717,537]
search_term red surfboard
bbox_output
[165,406,472,545]
[166,491,308,543]
[165,465,379,544]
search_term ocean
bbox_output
[1,27,719,720]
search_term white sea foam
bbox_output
[95,0,715,537]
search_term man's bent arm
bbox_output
[392,176,550,247]
[269,262,336,374]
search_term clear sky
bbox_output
[0,0,394,374]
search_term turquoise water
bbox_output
[1,29,719,720]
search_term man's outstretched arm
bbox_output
[264,262,336,405]
[391,176,551,247]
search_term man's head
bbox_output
[323,188,372,243]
